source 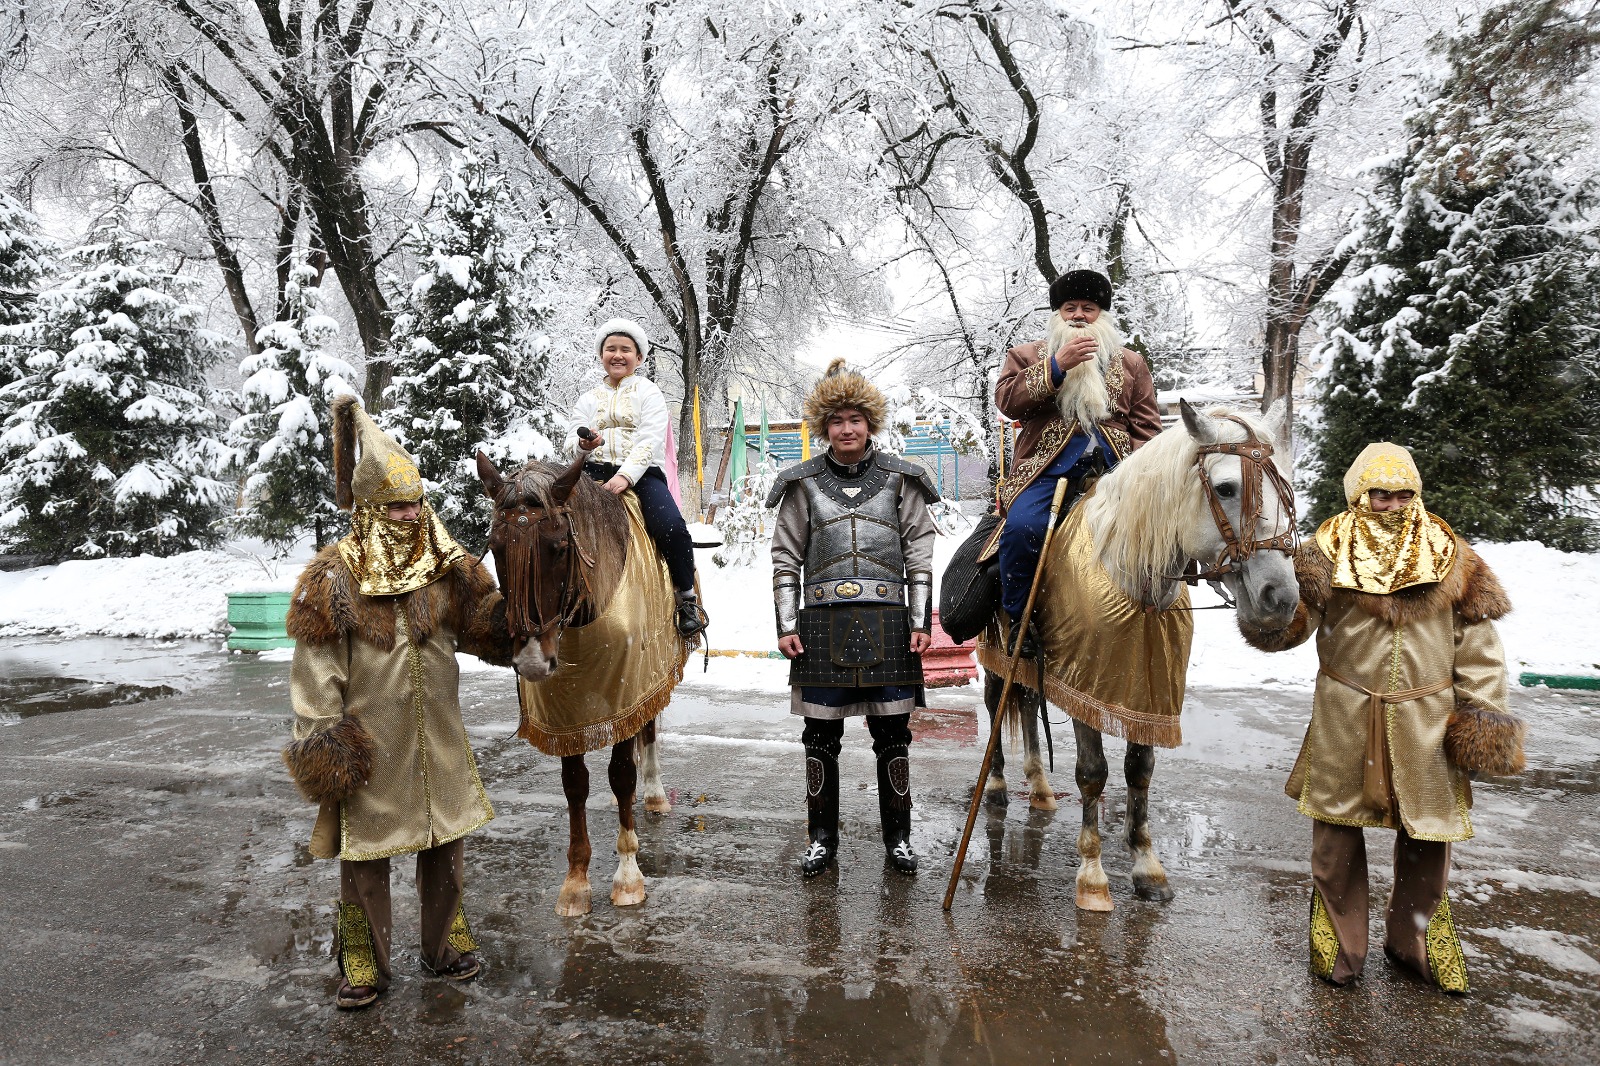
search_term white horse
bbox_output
[980,401,1301,910]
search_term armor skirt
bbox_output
[788,604,926,719]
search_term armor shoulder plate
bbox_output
[765,455,828,509]
[874,452,940,503]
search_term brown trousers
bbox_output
[337,838,470,990]
[1311,820,1451,984]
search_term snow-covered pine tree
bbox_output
[231,263,358,551]
[0,211,236,560]
[1306,1,1600,550]
[379,151,558,536]
[0,192,51,391]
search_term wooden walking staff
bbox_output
[943,475,1071,911]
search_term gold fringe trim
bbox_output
[517,654,685,757]
[976,645,1183,748]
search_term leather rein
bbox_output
[496,491,596,644]
[1177,414,1298,589]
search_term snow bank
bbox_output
[1,535,1592,682]
[694,537,1600,688]
[0,549,301,639]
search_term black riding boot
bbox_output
[802,747,839,877]
[675,589,708,639]
[876,743,917,875]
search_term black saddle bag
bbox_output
[938,510,1002,645]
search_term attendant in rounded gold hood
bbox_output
[1244,442,1526,994]
[282,396,513,1009]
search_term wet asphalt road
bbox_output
[0,637,1596,1065]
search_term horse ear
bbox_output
[550,452,586,505]
[1179,398,1215,444]
[476,451,505,499]
[1262,397,1290,446]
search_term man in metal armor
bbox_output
[768,358,939,877]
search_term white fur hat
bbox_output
[595,318,650,360]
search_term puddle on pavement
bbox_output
[0,674,179,719]
[0,635,217,719]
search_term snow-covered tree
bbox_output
[231,263,358,551]
[0,192,51,390]
[379,150,557,534]
[1307,1,1600,549]
[0,212,237,560]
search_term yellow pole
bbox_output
[693,387,705,487]
[801,423,811,462]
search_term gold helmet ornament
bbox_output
[1316,441,1456,595]
[332,395,465,596]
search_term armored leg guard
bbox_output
[876,743,916,874]
[802,747,839,877]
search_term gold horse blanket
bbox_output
[977,490,1194,748]
[517,495,688,756]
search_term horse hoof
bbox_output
[1133,877,1175,903]
[556,880,592,917]
[611,882,647,907]
[984,782,1010,809]
[643,794,672,814]
[1028,792,1058,812]
[1076,885,1115,912]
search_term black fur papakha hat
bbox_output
[1049,269,1113,310]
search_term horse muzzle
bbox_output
[513,632,562,681]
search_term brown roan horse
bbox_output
[477,450,672,916]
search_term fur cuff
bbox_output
[1238,601,1312,653]
[282,716,374,803]
[1443,701,1526,777]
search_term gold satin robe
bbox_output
[1260,540,1510,842]
[287,550,510,860]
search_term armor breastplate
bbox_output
[799,458,907,608]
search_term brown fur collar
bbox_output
[1293,536,1510,626]
[287,545,509,661]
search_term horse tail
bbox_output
[1000,679,1026,757]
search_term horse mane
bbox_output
[1083,405,1283,597]
[503,461,631,617]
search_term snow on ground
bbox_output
[1,535,1595,687]
[0,548,307,640]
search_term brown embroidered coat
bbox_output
[994,343,1163,510]
[1241,539,1515,842]
[284,549,513,861]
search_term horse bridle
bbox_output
[1183,415,1298,585]
[496,494,595,644]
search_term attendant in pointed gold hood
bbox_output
[280,395,513,1011]
[331,395,466,597]
[1239,440,1527,995]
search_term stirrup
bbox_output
[676,597,709,638]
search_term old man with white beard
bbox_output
[993,270,1163,652]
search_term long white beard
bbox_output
[1045,314,1122,430]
